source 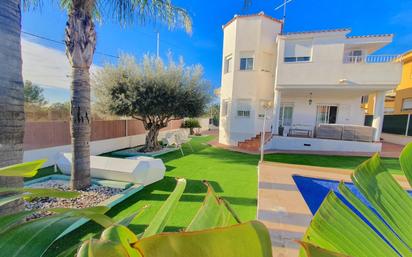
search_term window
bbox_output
[221,100,229,116]
[240,58,254,70]
[279,104,294,126]
[361,95,369,104]
[284,39,312,63]
[224,55,232,74]
[284,56,311,63]
[347,50,363,63]
[402,98,412,111]
[316,105,338,124]
[237,100,251,118]
[384,107,395,114]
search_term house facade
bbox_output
[219,12,402,153]
[363,51,412,115]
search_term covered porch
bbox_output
[269,86,387,152]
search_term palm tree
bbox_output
[25,0,192,189]
[0,0,25,215]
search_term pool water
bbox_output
[292,175,371,215]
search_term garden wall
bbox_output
[23,119,183,167]
[24,119,182,150]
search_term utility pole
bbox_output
[156,31,160,58]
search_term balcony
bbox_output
[343,54,401,64]
[276,54,402,89]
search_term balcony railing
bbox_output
[343,55,401,64]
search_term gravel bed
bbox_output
[25,180,123,220]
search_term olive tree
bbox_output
[94,55,210,152]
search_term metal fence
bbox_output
[365,114,412,136]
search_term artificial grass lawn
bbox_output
[264,153,403,175]
[45,135,260,255]
[38,135,402,255]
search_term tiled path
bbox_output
[257,161,410,257]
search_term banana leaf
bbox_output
[134,221,272,257]
[0,187,80,198]
[298,241,351,257]
[300,142,412,256]
[0,207,115,257]
[300,191,398,257]
[141,178,186,238]
[0,160,46,177]
[399,142,412,187]
[186,181,240,231]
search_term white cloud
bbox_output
[22,38,101,89]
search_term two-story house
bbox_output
[219,12,402,153]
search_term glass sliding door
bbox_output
[279,104,294,127]
[316,105,338,124]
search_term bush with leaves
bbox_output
[94,55,210,152]
[181,118,201,135]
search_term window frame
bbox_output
[402,98,412,111]
[278,103,294,127]
[240,57,254,71]
[224,55,233,74]
[316,104,339,124]
[236,99,252,118]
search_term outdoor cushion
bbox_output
[315,124,343,140]
[56,153,165,185]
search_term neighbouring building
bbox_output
[363,51,412,115]
[219,12,402,153]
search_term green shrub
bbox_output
[182,118,201,135]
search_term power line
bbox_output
[21,31,119,59]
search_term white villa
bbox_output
[219,12,402,153]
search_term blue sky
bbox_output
[22,0,412,103]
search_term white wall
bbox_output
[279,94,365,133]
[266,136,382,153]
[219,14,282,146]
[23,129,183,168]
[276,34,401,89]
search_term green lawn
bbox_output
[38,135,402,255]
[264,153,403,175]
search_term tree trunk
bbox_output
[0,0,25,215]
[65,5,96,190]
[143,125,161,152]
[189,128,194,135]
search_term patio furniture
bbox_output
[315,124,343,140]
[287,128,312,138]
[315,124,375,142]
[176,130,193,152]
[342,125,375,142]
[56,153,165,185]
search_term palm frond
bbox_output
[99,0,192,33]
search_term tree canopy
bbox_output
[94,54,210,151]
[24,80,47,106]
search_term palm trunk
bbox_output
[143,125,161,152]
[0,0,25,215]
[65,5,96,190]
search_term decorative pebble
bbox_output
[24,180,123,220]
